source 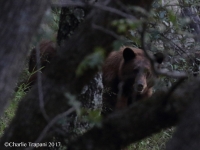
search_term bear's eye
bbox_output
[143,68,151,77]
[133,69,139,73]
[146,71,151,77]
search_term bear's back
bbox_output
[29,40,57,73]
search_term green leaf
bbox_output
[65,93,81,116]
[81,109,102,127]
[118,24,127,33]
[168,10,176,25]
[76,47,105,76]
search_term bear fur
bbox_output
[29,40,57,73]
[27,40,57,86]
[102,47,164,116]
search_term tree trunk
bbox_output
[0,1,50,116]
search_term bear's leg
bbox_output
[115,96,128,110]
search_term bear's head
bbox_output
[118,47,163,99]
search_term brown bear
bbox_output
[102,46,164,116]
[29,40,57,73]
[27,40,57,86]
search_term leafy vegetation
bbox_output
[0,70,29,136]
[127,128,175,150]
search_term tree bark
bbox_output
[57,7,82,46]
[67,79,200,150]
[0,1,50,116]
[166,81,200,150]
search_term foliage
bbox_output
[0,67,46,136]
[127,128,175,150]
[0,72,29,136]
[112,0,200,88]
[76,47,105,76]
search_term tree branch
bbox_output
[68,78,200,150]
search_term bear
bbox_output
[29,40,57,73]
[27,40,57,87]
[101,46,164,116]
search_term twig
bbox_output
[157,69,187,78]
[140,22,158,75]
[92,23,125,41]
[52,1,136,21]
[161,34,187,55]
[36,45,49,121]
[141,22,188,79]
[26,107,75,150]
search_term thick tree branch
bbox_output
[166,82,200,150]
[68,78,199,150]
[52,1,136,20]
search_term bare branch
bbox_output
[36,44,49,121]
[141,22,188,79]
[157,69,188,78]
[52,1,137,20]
[92,23,125,41]
[31,108,75,150]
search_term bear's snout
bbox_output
[137,84,144,92]
[134,74,147,93]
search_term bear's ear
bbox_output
[123,48,136,62]
[154,52,164,64]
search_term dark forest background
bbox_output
[1,0,200,149]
